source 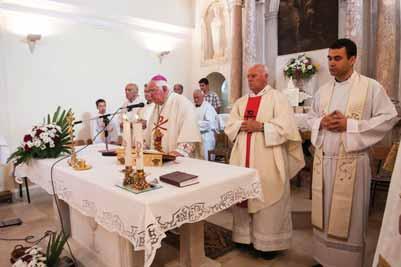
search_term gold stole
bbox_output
[312,73,369,239]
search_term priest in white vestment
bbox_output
[225,64,305,259]
[193,89,217,160]
[145,75,201,157]
[91,99,118,144]
[119,83,145,130]
[139,83,155,128]
[307,38,399,267]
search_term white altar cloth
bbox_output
[16,144,262,267]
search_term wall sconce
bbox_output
[26,34,42,53]
[158,51,170,64]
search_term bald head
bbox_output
[125,83,139,102]
[193,89,204,107]
[247,64,269,94]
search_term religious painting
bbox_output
[201,1,228,64]
[278,0,338,55]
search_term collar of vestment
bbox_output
[248,85,272,97]
[334,71,356,87]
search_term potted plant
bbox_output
[11,231,72,267]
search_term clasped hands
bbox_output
[320,110,347,132]
[240,120,263,133]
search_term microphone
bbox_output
[124,102,145,111]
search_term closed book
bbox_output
[160,171,199,187]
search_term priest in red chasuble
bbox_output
[145,75,201,157]
[225,64,305,259]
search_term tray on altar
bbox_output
[116,183,162,194]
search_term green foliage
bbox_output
[45,231,69,267]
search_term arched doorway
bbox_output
[206,72,228,113]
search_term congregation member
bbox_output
[225,64,305,259]
[199,78,222,113]
[91,99,118,144]
[173,83,184,95]
[145,75,201,157]
[307,38,399,267]
[193,89,217,160]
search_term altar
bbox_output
[16,144,262,267]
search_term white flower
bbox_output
[12,259,27,267]
[49,142,55,148]
[40,145,46,150]
[33,139,42,147]
[307,65,313,70]
[27,141,33,148]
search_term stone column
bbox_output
[344,0,367,74]
[243,0,257,95]
[229,0,243,104]
[264,0,280,86]
[255,0,266,64]
[399,0,401,101]
[375,0,399,99]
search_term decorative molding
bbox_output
[265,11,278,21]
[268,0,280,12]
[0,2,193,38]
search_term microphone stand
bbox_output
[100,116,116,156]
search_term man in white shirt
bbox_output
[193,89,217,160]
[91,99,118,144]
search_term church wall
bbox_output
[189,0,231,105]
[0,1,194,154]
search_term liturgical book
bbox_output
[160,171,199,187]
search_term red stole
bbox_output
[238,95,262,208]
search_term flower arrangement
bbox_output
[12,232,69,267]
[12,246,47,267]
[8,107,71,166]
[283,53,317,80]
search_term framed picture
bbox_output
[278,0,338,55]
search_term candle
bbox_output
[123,114,132,167]
[133,119,144,170]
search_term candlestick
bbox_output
[133,120,144,170]
[123,114,132,167]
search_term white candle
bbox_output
[123,115,132,167]
[133,120,144,170]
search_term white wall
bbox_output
[0,1,194,153]
[275,49,331,96]
[189,0,231,102]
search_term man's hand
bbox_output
[240,120,263,133]
[169,151,184,157]
[321,111,347,132]
[139,119,147,130]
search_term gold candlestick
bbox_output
[123,166,134,186]
[66,112,91,171]
[132,169,149,191]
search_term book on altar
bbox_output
[159,171,199,187]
